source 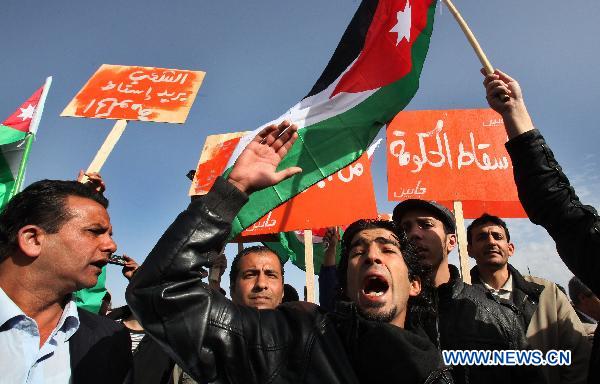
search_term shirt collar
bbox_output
[481,272,513,294]
[54,295,80,341]
[0,288,80,339]
[0,287,24,328]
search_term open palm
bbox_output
[228,121,302,194]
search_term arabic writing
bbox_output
[389,119,509,173]
[314,162,364,190]
[244,211,277,233]
[65,64,203,123]
[393,180,427,199]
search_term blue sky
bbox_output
[2,0,599,306]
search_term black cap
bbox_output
[392,199,456,233]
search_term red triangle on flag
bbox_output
[2,86,44,133]
[331,0,432,97]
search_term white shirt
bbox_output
[481,273,513,301]
[0,288,80,384]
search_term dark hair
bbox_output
[229,245,284,291]
[568,277,594,305]
[466,213,510,245]
[336,219,433,322]
[0,179,109,260]
[282,283,299,303]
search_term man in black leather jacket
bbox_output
[482,68,599,384]
[126,121,452,384]
[393,199,545,384]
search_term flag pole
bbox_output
[442,0,509,101]
[304,229,315,303]
[453,201,471,284]
[10,76,53,198]
[80,119,127,183]
[442,0,493,73]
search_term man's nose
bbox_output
[364,245,383,265]
[406,227,422,241]
[103,235,117,254]
[254,273,268,290]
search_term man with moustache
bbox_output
[228,245,285,309]
[394,200,544,384]
[126,121,451,384]
[467,214,590,384]
[0,179,131,383]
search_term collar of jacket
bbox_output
[470,264,544,301]
[470,264,544,327]
[436,264,464,301]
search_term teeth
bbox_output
[364,290,384,297]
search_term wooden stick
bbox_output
[453,201,471,284]
[80,119,127,183]
[304,230,315,303]
[443,0,493,74]
[237,242,244,254]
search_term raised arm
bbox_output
[126,122,303,381]
[483,69,600,295]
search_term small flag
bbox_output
[0,79,51,208]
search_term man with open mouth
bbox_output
[127,121,452,384]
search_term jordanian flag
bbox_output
[227,0,437,237]
[0,79,51,208]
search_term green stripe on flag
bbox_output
[0,152,16,208]
[0,124,28,146]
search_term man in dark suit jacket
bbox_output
[0,176,131,383]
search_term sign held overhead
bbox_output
[62,64,205,123]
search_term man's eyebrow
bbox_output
[350,236,400,249]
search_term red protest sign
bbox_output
[190,132,379,235]
[62,64,205,123]
[386,109,526,218]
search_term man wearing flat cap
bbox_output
[393,199,545,384]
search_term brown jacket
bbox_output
[523,275,591,384]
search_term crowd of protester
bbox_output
[1,69,599,383]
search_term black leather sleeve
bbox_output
[506,129,600,296]
[126,176,250,381]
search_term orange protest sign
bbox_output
[386,109,526,218]
[190,132,379,235]
[188,132,247,196]
[62,64,205,123]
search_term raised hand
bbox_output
[227,121,302,194]
[77,170,106,193]
[323,227,340,266]
[481,68,534,138]
[121,254,140,281]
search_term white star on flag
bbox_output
[17,104,36,121]
[389,0,411,46]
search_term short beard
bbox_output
[358,306,398,323]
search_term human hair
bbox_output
[0,179,109,261]
[466,213,510,245]
[568,277,594,305]
[336,219,433,322]
[229,245,284,291]
[282,283,299,303]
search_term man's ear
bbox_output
[507,242,515,258]
[446,233,458,253]
[409,277,422,297]
[467,243,474,259]
[17,225,45,258]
